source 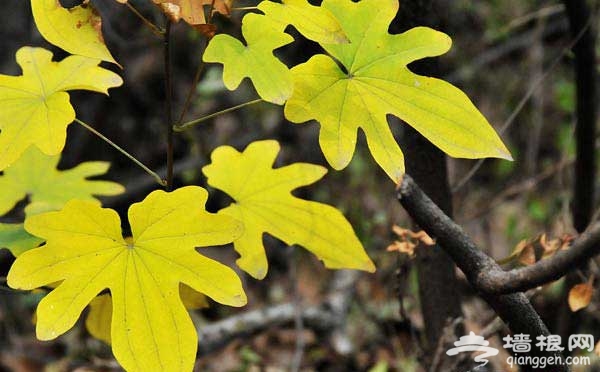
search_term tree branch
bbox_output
[197,270,359,356]
[399,174,600,295]
[398,174,572,372]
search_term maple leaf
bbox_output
[203,140,375,279]
[203,13,294,104]
[0,47,122,171]
[86,285,207,345]
[31,0,118,64]
[7,186,246,372]
[0,147,123,256]
[256,0,348,44]
[0,146,124,216]
[0,223,43,257]
[284,0,512,183]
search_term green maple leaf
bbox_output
[31,0,118,64]
[8,186,246,372]
[284,0,512,183]
[0,147,123,256]
[0,47,122,170]
[203,13,294,104]
[203,140,375,279]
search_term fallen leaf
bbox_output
[203,140,375,279]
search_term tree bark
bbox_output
[394,0,463,356]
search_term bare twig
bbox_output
[125,2,164,36]
[197,270,359,356]
[164,19,174,190]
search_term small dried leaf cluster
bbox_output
[386,225,435,257]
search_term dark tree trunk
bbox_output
[393,0,463,358]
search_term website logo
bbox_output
[446,332,499,367]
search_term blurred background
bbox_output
[1,0,599,371]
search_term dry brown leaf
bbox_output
[517,244,537,266]
[568,277,594,312]
[153,0,232,25]
[388,225,434,257]
[387,240,417,256]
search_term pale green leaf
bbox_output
[203,13,293,104]
[203,140,375,279]
[31,0,118,64]
[0,223,43,257]
[284,0,512,183]
[0,47,122,170]
[8,187,245,372]
[0,146,124,216]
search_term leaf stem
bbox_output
[164,19,174,191]
[74,118,167,187]
[125,2,165,36]
[176,40,208,125]
[174,99,264,132]
[232,6,258,10]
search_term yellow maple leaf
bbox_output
[203,140,375,279]
[284,0,512,183]
[31,0,118,64]
[7,186,246,372]
[86,284,207,345]
[257,0,348,44]
[203,13,294,104]
[0,47,122,171]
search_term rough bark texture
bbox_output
[398,175,570,372]
[393,0,463,354]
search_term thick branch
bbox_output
[398,174,600,294]
[398,174,571,371]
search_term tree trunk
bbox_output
[393,0,463,359]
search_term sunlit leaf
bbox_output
[203,140,375,279]
[284,0,512,183]
[31,0,118,64]
[0,47,122,170]
[85,284,207,345]
[8,186,246,372]
[257,0,348,44]
[203,13,293,104]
